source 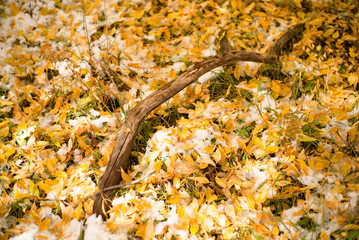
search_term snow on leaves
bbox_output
[0,0,359,239]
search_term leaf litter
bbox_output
[0,0,358,239]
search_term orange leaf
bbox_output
[320,231,328,240]
[167,196,182,204]
[73,203,83,220]
[293,0,302,8]
[121,169,132,183]
[35,235,49,239]
[144,221,154,240]
[37,182,53,193]
[169,69,176,79]
[39,218,51,232]
[10,2,20,16]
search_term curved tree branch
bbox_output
[93,51,277,218]
[92,22,305,219]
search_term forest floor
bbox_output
[0,0,359,239]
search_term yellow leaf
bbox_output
[308,157,330,171]
[154,161,162,173]
[330,186,346,194]
[243,2,255,14]
[324,29,335,38]
[230,0,237,10]
[248,137,264,149]
[73,203,83,220]
[133,10,145,19]
[177,107,188,114]
[180,143,197,150]
[215,176,227,188]
[76,135,89,151]
[257,32,263,42]
[188,176,210,184]
[237,39,247,49]
[296,158,309,173]
[80,68,89,75]
[296,133,317,142]
[172,93,180,106]
[308,18,323,27]
[37,182,53,193]
[39,218,51,232]
[293,0,302,8]
[332,31,339,38]
[29,180,39,196]
[336,111,347,121]
[348,74,358,85]
[46,157,58,170]
[14,189,30,200]
[180,128,192,140]
[48,130,61,148]
[206,194,218,202]
[341,161,351,177]
[347,184,359,192]
[167,196,182,204]
[136,223,146,238]
[223,227,234,239]
[197,158,216,169]
[10,2,20,16]
[0,99,14,106]
[265,145,279,154]
[121,169,132,183]
[0,125,9,138]
[177,205,185,218]
[320,231,328,240]
[35,235,49,239]
[273,226,279,237]
[256,189,268,203]
[60,204,74,224]
[213,148,222,163]
[0,175,11,181]
[190,219,199,235]
[247,196,255,209]
[342,35,357,41]
[169,69,176,79]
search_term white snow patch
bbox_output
[198,67,223,84]
[84,215,125,240]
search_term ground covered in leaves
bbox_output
[1,0,359,239]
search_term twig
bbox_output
[74,170,156,208]
[335,129,359,159]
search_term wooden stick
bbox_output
[93,51,277,218]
